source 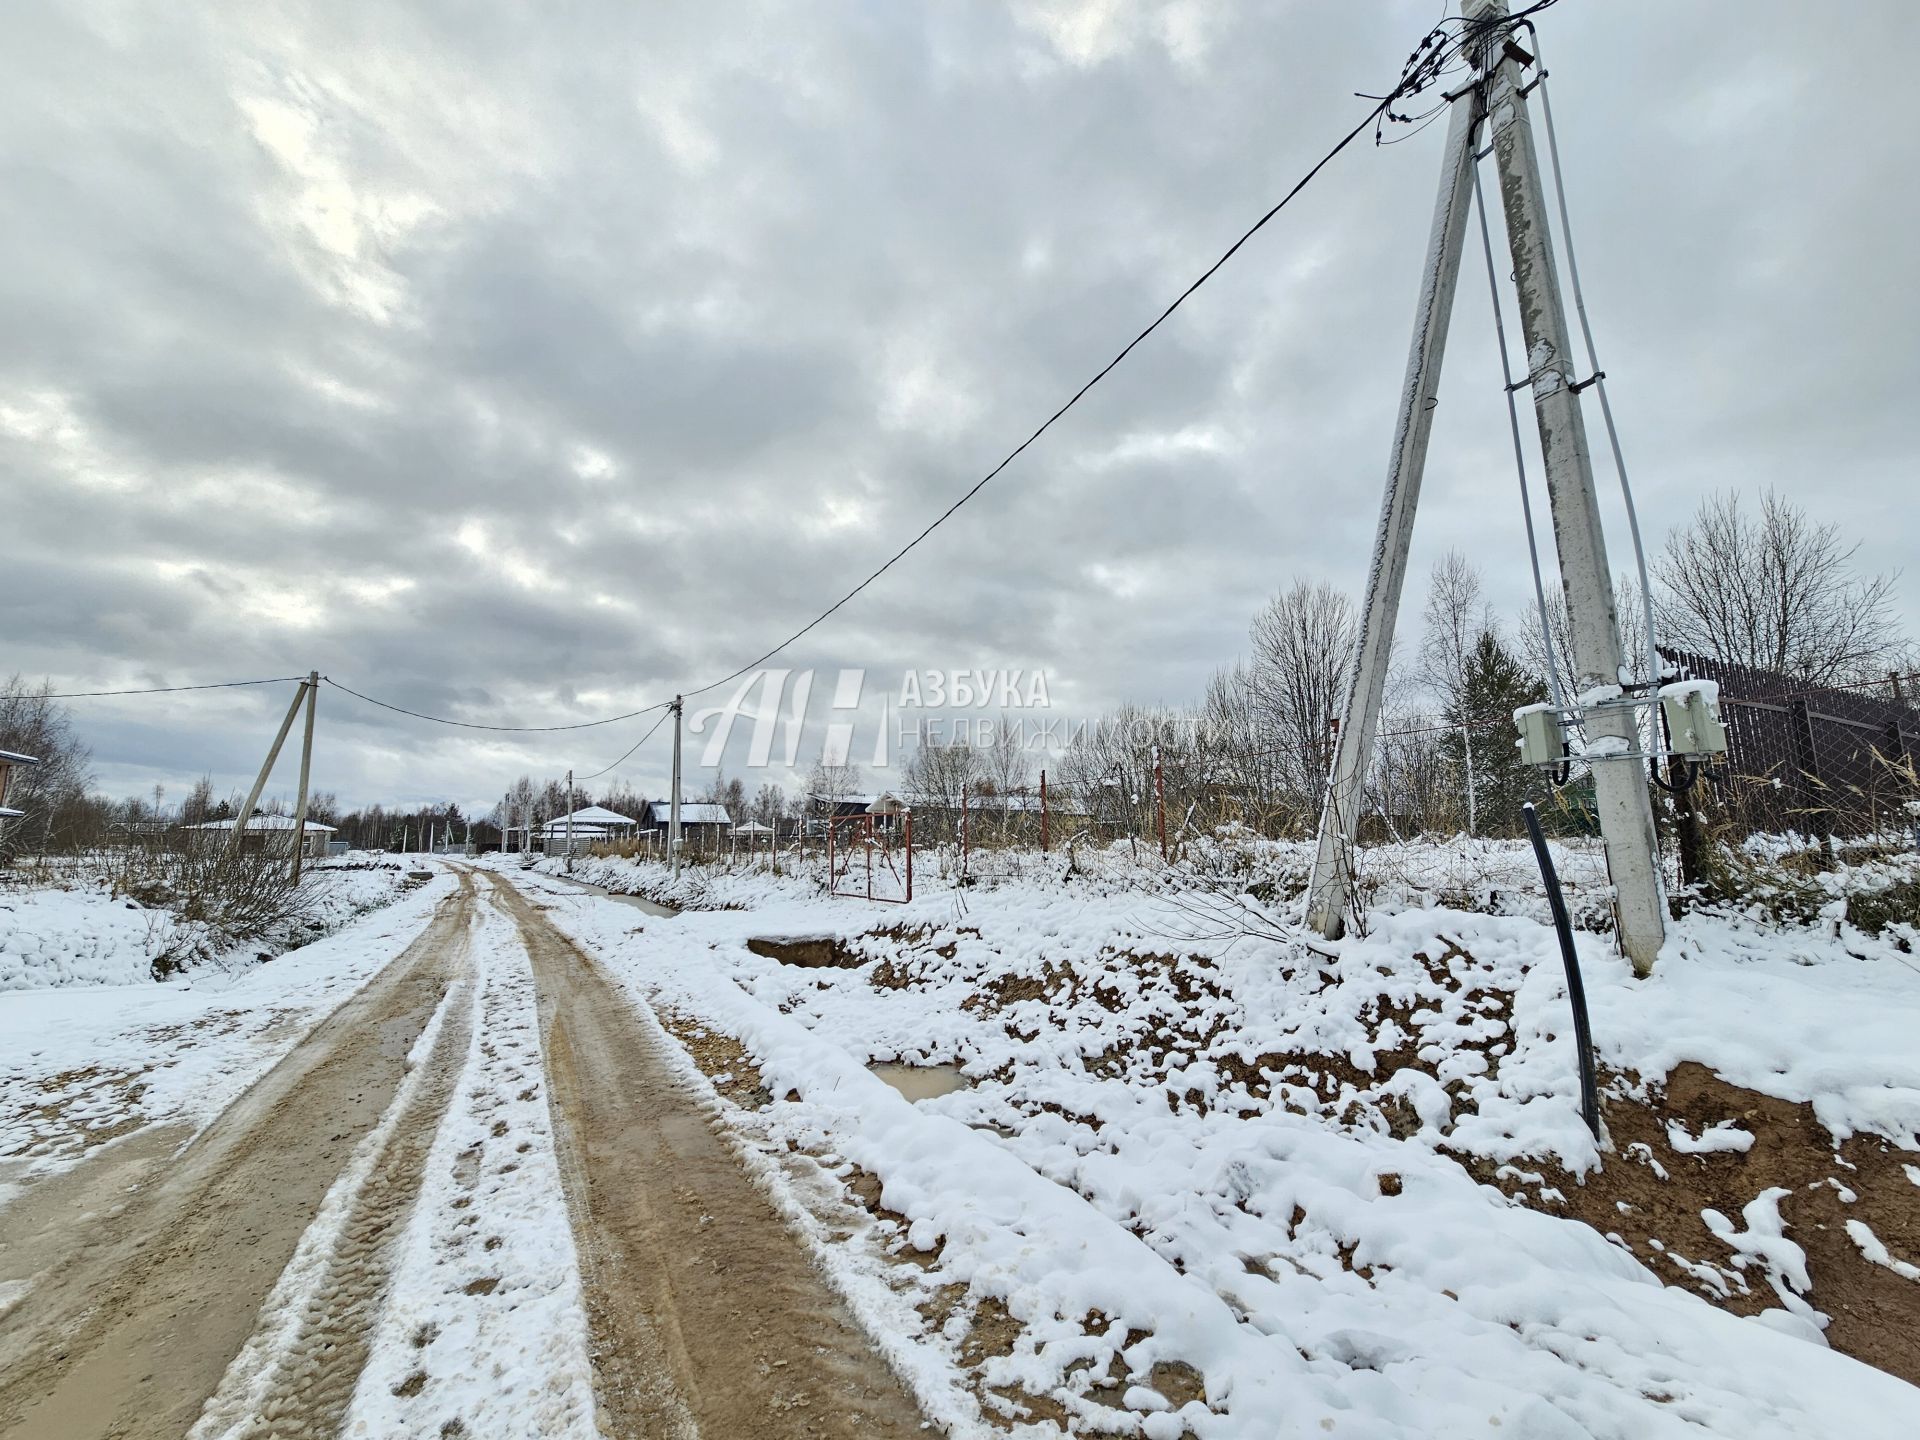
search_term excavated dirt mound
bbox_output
[747,934,862,968]
[1496,1062,1920,1385]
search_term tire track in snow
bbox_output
[189,944,476,1440]
[337,882,599,1439]
[492,871,929,1440]
[0,880,474,1440]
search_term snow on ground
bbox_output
[488,847,1920,1437]
[0,865,457,1187]
[342,892,598,1439]
[0,852,419,990]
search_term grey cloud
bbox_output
[5,0,1914,811]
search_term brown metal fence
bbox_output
[1660,649,1920,843]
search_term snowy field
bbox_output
[0,867,458,1185]
[0,852,422,990]
[499,846,1920,1437]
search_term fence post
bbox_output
[1153,744,1167,861]
[1040,770,1049,853]
[1789,696,1833,867]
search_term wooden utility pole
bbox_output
[669,696,684,875]
[1471,0,1665,970]
[1307,81,1482,938]
[228,678,311,864]
[289,671,318,882]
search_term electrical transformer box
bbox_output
[1514,704,1562,767]
[1660,681,1728,760]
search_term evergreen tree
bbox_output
[1438,630,1548,836]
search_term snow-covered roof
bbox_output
[733,821,775,834]
[188,815,337,832]
[645,801,732,824]
[546,805,638,826]
[539,821,610,835]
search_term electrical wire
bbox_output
[40,676,305,699]
[1526,30,1662,702]
[321,676,668,733]
[659,0,1567,707]
[43,3,1567,740]
[576,707,672,781]
[1470,140,1571,722]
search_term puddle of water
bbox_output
[543,873,676,916]
[868,1062,969,1102]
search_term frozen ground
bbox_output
[4,838,1915,1436]
[0,852,420,990]
[0,866,457,1186]
[499,845,1920,1437]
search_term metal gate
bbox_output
[827,811,913,903]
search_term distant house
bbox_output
[805,792,906,835]
[0,748,40,822]
[188,812,337,859]
[538,806,640,853]
[644,801,732,847]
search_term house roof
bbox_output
[545,805,638,827]
[645,801,732,824]
[539,821,611,835]
[188,814,338,832]
[733,821,775,834]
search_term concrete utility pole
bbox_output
[1307,85,1482,937]
[290,671,318,882]
[565,768,575,873]
[1471,0,1665,972]
[228,677,311,864]
[669,695,684,876]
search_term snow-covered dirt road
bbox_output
[0,866,930,1439]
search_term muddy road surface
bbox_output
[494,875,928,1440]
[0,868,929,1439]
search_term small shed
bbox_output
[0,748,40,821]
[188,812,337,858]
[538,820,611,855]
[645,801,732,847]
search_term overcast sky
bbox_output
[6,0,1915,814]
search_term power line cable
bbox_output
[577,707,672,782]
[40,676,305,699]
[320,677,668,733]
[58,4,1562,739]
[661,1,1561,704]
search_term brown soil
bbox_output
[1487,1061,1920,1386]
[0,875,477,1440]
[491,874,929,1439]
[746,935,862,968]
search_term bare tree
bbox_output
[0,676,96,857]
[751,783,788,829]
[1519,570,1650,706]
[902,731,983,843]
[1655,489,1905,685]
[181,775,216,825]
[1249,580,1355,811]
[1417,550,1493,712]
